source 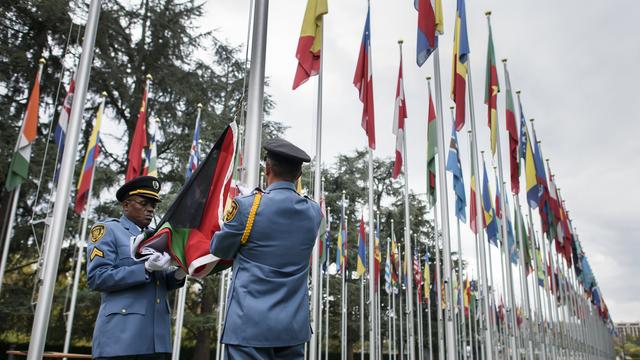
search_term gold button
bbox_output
[156,280,160,286]
[156,298,160,304]
[121,308,126,313]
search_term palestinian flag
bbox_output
[136,122,237,278]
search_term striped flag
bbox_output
[482,162,499,246]
[53,78,75,181]
[143,117,158,177]
[353,6,376,150]
[336,206,347,273]
[523,123,539,209]
[126,85,149,181]
[415,0,439,66]
[5,65,43,191]
[292,0,328,89]
[392,47,407,179]
[469,137,478,233]
[186,108,202,178]
[74,96,105,214]
[485,19,499,155]
[423,250,430,302]
[503,63,519,194]
[374,221,381,292]
[356,215,367,277]
[451,0,470,131]
[426,86,437,206]
[385,242,392,294]
[446,116,466,222]
[413,250,423,301]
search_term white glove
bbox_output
[174,268,187,280]
[145,252,171,272]
[130,233,148,260]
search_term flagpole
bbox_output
[0,58,46,296]
[0,184,20,296]
[393,220,404,360]
[431,204,444,360]
[215,271,226,360]
[466,61,495,360]
[324,206,331,360]
[62,92,106,357]
[26,0,101,355]
[413,238,423,360]
[431,46,457,360]
[376,211,382,360]
[513,197,534,360]
[467,131,485,360]
[242,0,268,188]
[360,253,365,360]
[340,191,347,360]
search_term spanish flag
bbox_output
[292,0,328,89]
[451,0,470,131]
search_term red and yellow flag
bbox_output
[292,0,328,89]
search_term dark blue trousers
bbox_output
[224,344,304,360]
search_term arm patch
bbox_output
[90,224,106,243]
[90,247,104,261]
[223,200,239,223]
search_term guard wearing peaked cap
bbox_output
[87,175,185,359]
[211,138,322,360]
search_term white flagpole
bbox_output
[466,61,495,360]
[62,92,106,358]
[483,13,520,357]
[215,271,226,360]
[394,220,405,360]
[309,20,324,360]
[324,207,331,360]
[26,0,100,355]
[431,204,444,360]
[340,191,347,360]
[431,47,457,360]
[360,268,365,360]
[415,239,424,360]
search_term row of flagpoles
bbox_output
[0,0,615,359]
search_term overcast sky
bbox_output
[198,1,640,322]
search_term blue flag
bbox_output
[446,119,466,223]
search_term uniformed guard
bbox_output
[212,138,322,360]
[87,176,186,359]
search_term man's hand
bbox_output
[174,268,187,280]
[145,252,171,272]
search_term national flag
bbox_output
[186,108,202,179]
[385,242,393,294]
[357,215,367,277]
[484,19,499,155]
[5,65,42,191]
[464,278,471,317]
[292,0,328,89]
[503,63,519,194]
[74,96,105,214]
[374,221,382,291]
[450,0,470,131]
[523,123,538,209]
[390,233,399,282]
[423,250,430,302]
[143,117,158,177]
[135,123,238,278]
[354,6,376,150]
[532,129,550,232]
[392,48,408,179]
[469,138,478,233]
[446,117,466,222]
[413,250,423,301]
[482,162,499,245]
[415,0,438,66]
[53,77,75,181]
[504,195,519,265]
[535,246,545,288]
[427,86,437,205]
[336,205,347,273]
[515,205,532,272]
[126,85,149,181]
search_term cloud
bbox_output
[202,0,640,322]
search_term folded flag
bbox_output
[135,122,237,278]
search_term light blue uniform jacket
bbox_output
[211,181,322,347]
[86,215,184,358]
